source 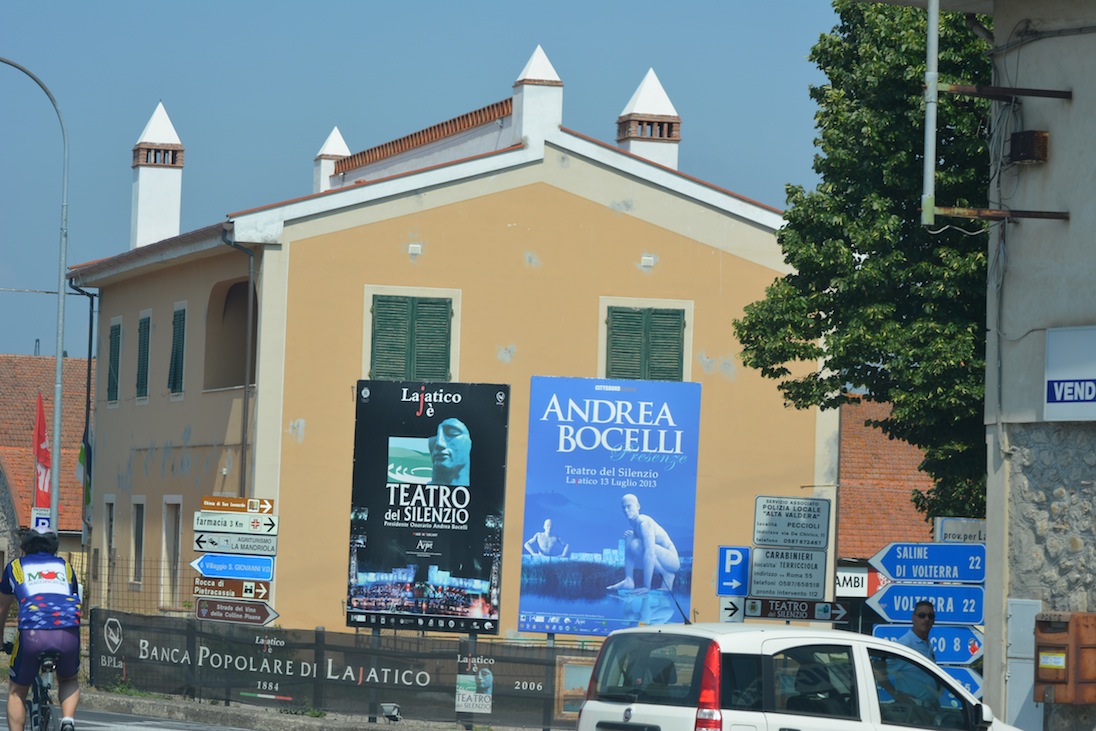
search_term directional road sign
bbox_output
[193,532,278,556]
[941,666,984,699]
[192,576,271,601]
[195,598,279,626]
[750,547,827,600]
[720,597,744,623]
[866,583,984,625]
[869,542,986,583]
[717,546,750,596]
[744,597,849,623]
[190,553,274,581]
[753,496,830,549]
[193,510,279,535]
[201,495,275,514]
[872,624,984,665]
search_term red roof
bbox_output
[0,355,94,533]
[839,400,934,559]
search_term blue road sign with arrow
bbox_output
[872,624,984,665]
[717,546,750,596]
[190,553,274,581]
[866,583,984,625]
[942,666,984,699]
[869,542,985,583]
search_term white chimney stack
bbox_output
[131,101,183,248]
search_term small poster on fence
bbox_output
[455,647,494,713]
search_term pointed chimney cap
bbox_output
[136,101,181,145]
[516,45,562,86]
[316,126,351,159]
[620,69,678,118]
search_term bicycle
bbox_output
[3,641,61,731]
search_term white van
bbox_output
[576,623,1020,731]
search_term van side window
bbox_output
[772,645,858,720]
[869,648,970,728]
[721,653,762,710]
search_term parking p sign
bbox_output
[31,507,51,531]
[718,546,750,596]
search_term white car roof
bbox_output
[607,622,916,656]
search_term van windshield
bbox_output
[591,633,707,706]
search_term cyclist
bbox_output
[0,526,81,731]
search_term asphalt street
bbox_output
[4,682,480,731]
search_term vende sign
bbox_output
[835,566,889,598]
[1045,326,1096,421]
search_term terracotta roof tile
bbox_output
[839,400,934,559]
[0,355,94,533]
[336,98,513,175]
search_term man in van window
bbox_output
[879,602,941,712]
[897,601,937,661]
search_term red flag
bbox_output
[33,393,51,509]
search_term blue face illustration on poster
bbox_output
[518,376,701,635]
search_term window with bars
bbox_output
[606,307,685,381]
[136,314,150,399]
[108,321,121,403]
[167,307,186,394]
[370,295,452,381]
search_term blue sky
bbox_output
[0,1,839,358]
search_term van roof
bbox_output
[606,622,908,655]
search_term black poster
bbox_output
[347,381,510,633]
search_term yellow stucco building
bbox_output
[72,48,837,635]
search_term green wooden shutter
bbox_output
[371,295,452,381]
[606,307,646,379]
[410,297,452,381]
[647,308,685,381]
[371,296,412,380]
[168,308,186,393]
[606,307,684,381]
[108,323,121,402]
[136,316,150,399]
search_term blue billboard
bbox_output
[518,376,701,636]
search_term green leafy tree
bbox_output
[733,1,992,519]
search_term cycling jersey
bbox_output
[0,552,81,629]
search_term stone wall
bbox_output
[1008,422,1096,613]
[1008,422,1096,730]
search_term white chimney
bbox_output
[131,102,183,248]
[511,45,563,152]
[314,126,350,194]
[616,69,680,169]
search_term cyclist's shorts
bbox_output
[9,627,80,686]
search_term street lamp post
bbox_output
[2,56,69,532]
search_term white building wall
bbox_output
[984,3,1096,726]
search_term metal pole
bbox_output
[921,0,940,226]
[0,57,69,531]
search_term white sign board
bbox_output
[749,547,828,600]
[720,596,744,623]
[1045,326,1096,421]
[30,507,51,531]
[193,511,279,535]
[753,496,830,548]
[934,517,987,543]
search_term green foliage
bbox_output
[733,0,992,519]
